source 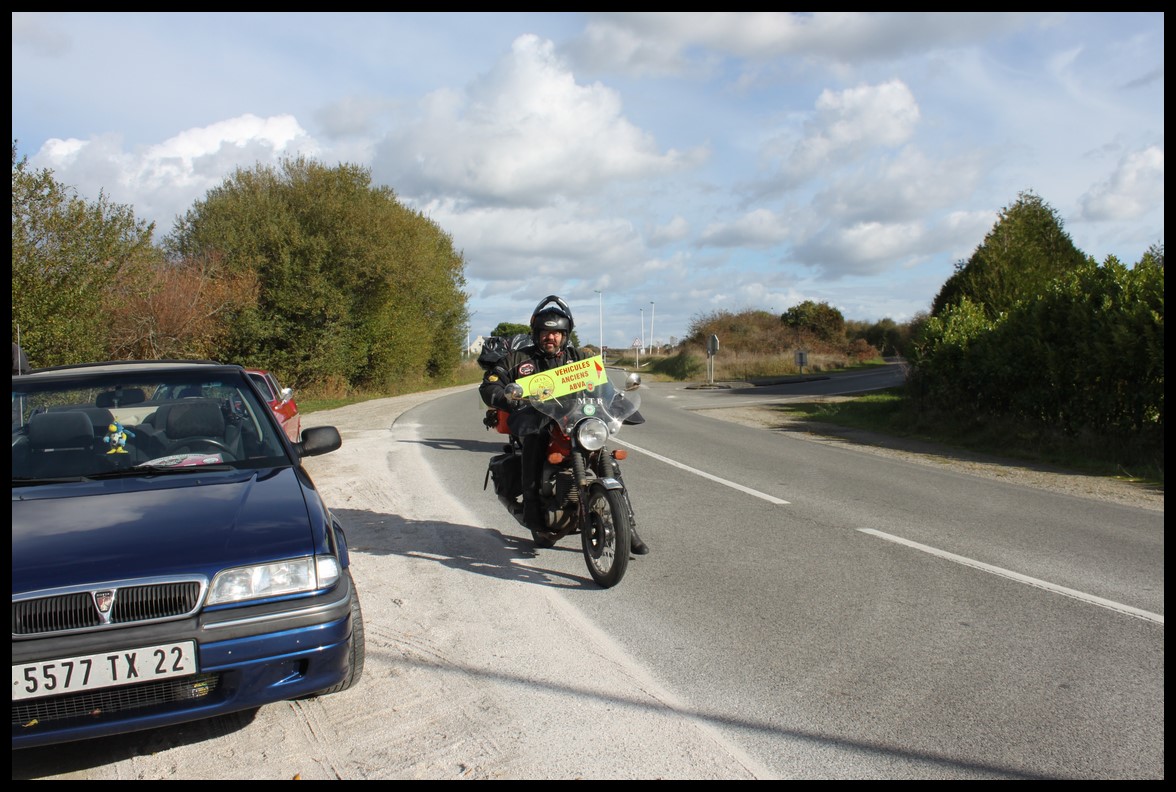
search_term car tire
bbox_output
[317,572,366,695]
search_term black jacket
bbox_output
[479,340,585,435]
[479,340,584,408]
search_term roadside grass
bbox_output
[299,360,484,413]
[775,387,1164,487]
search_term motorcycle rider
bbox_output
[480,295,649,556]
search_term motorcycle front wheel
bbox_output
[581,486,631,588]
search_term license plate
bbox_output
[12,640,197,702]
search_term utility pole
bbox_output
[465,310,477,358]
[649,301,655,355]
[594,289,604,362]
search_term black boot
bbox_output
[629,525,650,555]
[522,493,546,532]
[521,434,547,532]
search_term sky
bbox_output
[11,12,1165,352]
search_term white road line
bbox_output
[858,529,1164,624]
[615,439,790,505]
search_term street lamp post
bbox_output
[649,301,655,355]
[464,310,477,358]
[640,307,645,355]
[594,289,604,362]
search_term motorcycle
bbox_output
[484,369,643,588]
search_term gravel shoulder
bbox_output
[695,401,1163,512]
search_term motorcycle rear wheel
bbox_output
[581,486,631,588]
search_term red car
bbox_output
[246,368,301,442]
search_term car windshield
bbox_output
[12,367,291,482]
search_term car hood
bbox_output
[12,467,316,595]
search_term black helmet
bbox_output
[530,295,575,350]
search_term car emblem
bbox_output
[93,589,115,614]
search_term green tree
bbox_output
[931,190,1087,318]
[490,322,531,339]
[781,300,845,344]
[912,248,1163,466]
[11,142,157,367]
[164,156,467,390]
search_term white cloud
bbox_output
[568,12,1040,74]
[648,216,691,246]
[1078,145,1164,222]
[698,209,790,248]
[372,34,705,208]
[422,198,646,280]
[31,114,316,230]
[793,220,927,278]
[780,80,920,185]
[810,147,986,224]
[740,79,925,207]
[11,11,73,57]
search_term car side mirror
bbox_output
[297,426,341,457]
[279,387,293,402]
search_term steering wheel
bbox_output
[165,438,235,458]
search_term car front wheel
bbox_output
[316,572,366,695]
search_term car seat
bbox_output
[160,399,241,458]
[28,412,96,478]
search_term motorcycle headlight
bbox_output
[576,417,609,451]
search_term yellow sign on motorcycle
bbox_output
[516,355,609,401]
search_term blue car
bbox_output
[11,360,364,749]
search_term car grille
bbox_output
[12,673,221,728]
[12,581,204,636]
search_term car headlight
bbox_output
[207,556,340,605]
[576,417,609,451]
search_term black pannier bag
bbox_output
[485,450,523,509]
[476,333,531,372]
[477,336,509,372]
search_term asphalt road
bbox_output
[14,365,1164,779]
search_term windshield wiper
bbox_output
[13,464,235,484]
[126,462,234,474]
[12,476,89,485]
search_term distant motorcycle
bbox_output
[484,370,643,588]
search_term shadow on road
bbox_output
[335,507,608,591]
[12,707,259,779]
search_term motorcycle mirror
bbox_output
[505,383,524,400]
[624,372,641,391]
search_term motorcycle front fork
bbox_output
[602,453,640,529]
[540,451,640,529]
